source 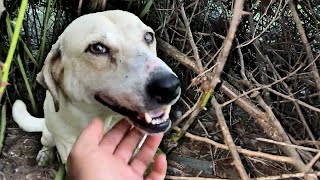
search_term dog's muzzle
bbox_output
[95,72,181,134]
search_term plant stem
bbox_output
[54,164,65,180]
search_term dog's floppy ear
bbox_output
[37,43,63,112]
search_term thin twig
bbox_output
[180,3,203,71]
[266,87,320,113]
[221,65,303,107]
[77,0,83,15]
[256,138,320,153]
[238,0,287,48]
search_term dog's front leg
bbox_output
[36,126,56,166]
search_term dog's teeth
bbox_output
[150,116,168,125]
[145,113,152,124]
[151,119,160,125]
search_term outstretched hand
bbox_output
[67,118,167,180]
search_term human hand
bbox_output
[67,118,167,180]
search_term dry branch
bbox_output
[172,127,295,165]
[160,39,312,173]
[305,152,320,173]
[158,35,313,174]
[295,141,320,146]
[264,56,318,149]
[211,97,249,180]
[222,82,312,175]
[166,176,227,180]
[255,171,320,180]
[249,86,310,175]
[166,171,320,180]
[210,0,245,90]
[289,0,320,93]
[157,37,200,74]
[156,1,319,175]
[5,0,320,179]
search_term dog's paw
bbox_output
[36,147,55,166]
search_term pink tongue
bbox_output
[147,108,164,118]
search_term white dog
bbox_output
[12,10,181,166]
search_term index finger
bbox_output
[130,133,164,176]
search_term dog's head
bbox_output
[37,10,181,134]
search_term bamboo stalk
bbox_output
[0,0,28,100]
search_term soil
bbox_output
[0,79,58,180]
[0,123,58,180]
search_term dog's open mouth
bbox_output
[94,94,171,134]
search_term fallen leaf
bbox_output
[0,0,5,17]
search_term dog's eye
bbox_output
[87,43,110,55]
[144,32,154,44]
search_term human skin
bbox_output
[67,118,167,180]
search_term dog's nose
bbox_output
[146,73,181,104]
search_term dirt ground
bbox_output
[0,122,58,180]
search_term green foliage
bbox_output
[0,0,68,114]
[139,0,153,18]
[37,0,54,67]
[6,15,37,114]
